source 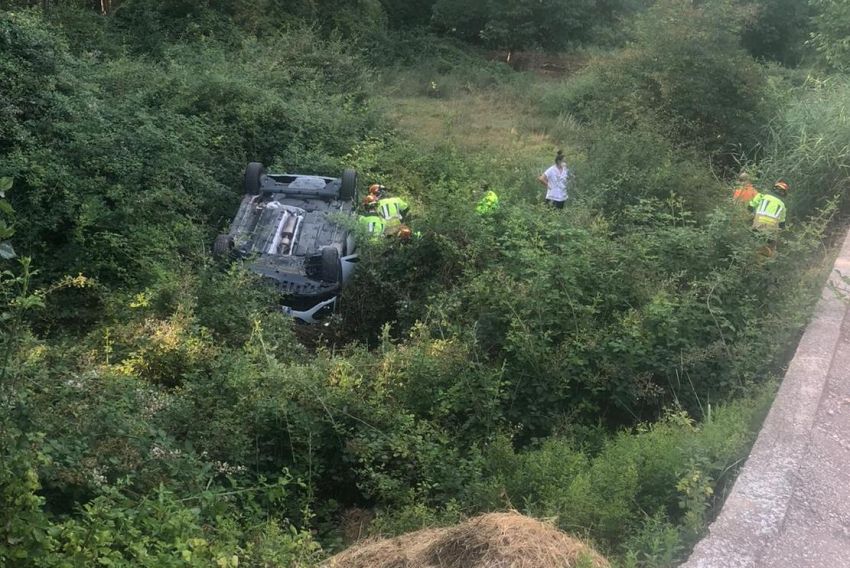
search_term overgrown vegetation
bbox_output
[2,1,849,566]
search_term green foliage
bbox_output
[380,0,437,28]
[575,123,723,217]
[808,0,850,72]
[0,10,379,316]
[0,425,52,566]
[45,483,321,567]
[111,0,389,55]
[0,178,16,261]
[758,77,850,219]
[463,388,774,561]
[2,4,848,567]
[0,11,72,155]
[368,500,464,536]
[544,0,772,156]
[620,513,683,568]
[431,0,651,51]
[742,0,812,65]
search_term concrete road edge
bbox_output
[683,229,850,568]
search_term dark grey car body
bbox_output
[215,162,358,323]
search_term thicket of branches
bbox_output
[2,1,850,566]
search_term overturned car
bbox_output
[214,162,359,324]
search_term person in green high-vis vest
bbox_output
[376,195,409,223]
[476,190,500,215]
[749,180,789,231]
[358,194,386,239]
[749,180,789,257]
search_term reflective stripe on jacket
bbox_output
[358,214,386,237]
[377,197,409,221]
[749,193,786,229]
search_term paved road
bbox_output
[684,230,850,568]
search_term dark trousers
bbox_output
[546,199,565,209]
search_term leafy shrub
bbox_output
[112,0,389,55]
[758,77,850,219]
[379,0,437,29]
[46,483,322,567]
[466,387,774,560]
[808,0,850,72]
[573,122,723,218]
[3,5,848,567]
[542,0,773,157]
[0,11,73,156]
[0,424,52,566]
[742,0,812,65]
[431,0,651,51]
[1,11,380,328]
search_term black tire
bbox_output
[213,234,233,259]
[340,168,357,201]
[244,162,265,195]
[321,247,341,282]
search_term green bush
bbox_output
[742,0,812,65]
[430,0,651,51]
[1,11,380,321]
[46,483,322,567]
[758,77,850,219]
[572,122,723,217]
[466,387,774,559]
[542,0,773,157]
[112,0,389,55]
[808,0,850,72]
[0,424,52,566]
[3,5,849,567]
[380,0,437,29]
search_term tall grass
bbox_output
[760,76,850,220]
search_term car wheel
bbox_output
[244,162,265,195]
[340,168,357,201]
[321,247,341,282]
[213,234,234,258]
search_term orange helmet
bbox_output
[397,225,412,241]
[363,194,378,208]
[774,180,790,193]
[369,184,385,196]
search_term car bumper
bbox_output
[283,296,337,325]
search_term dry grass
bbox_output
[387,93,556,161]
[323,512,609,568]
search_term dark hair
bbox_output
[555,150,565,164]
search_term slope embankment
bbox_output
[684,228,850,567]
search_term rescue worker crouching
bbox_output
[749,180,789,231]
[377,194,410,223]
[358,192,414,242]
[733,171,759,204]
[368,183,417,241]
[368,183,387,200]
[475,189,500,216]
[358,194,386,239]
[749,180,789,258]
[385,221,413,241]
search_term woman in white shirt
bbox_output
[537,150,570,209]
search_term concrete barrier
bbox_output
[683,229,850,568]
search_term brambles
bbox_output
[1,3,848,567]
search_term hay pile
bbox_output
[324,512,609,568]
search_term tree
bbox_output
[380,0,436,28]
[431,0,618,52]
[555,0,771,157]
[742,0,812,65]
[808,0,850,72]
